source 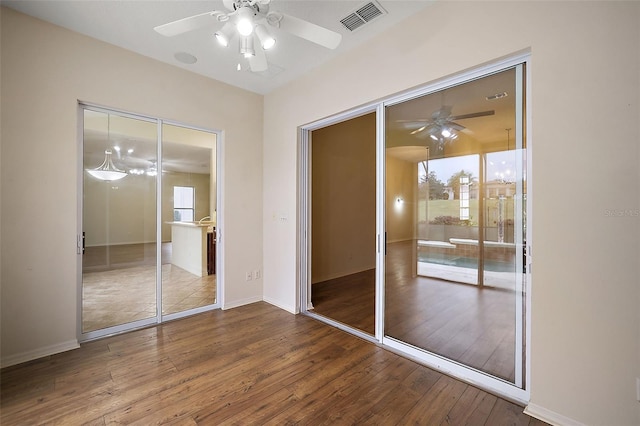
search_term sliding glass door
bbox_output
[307,112,377,337]
[300,57,530,402]
[82,110,158,334]
[383,66,526,386]
[161,123,217,317]
[81,106,219,340]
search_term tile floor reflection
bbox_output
[82,264,216,332]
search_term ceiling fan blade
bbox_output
[249,42,268,72]
[269,12,342,49]
[432,105,453,121]
[400,121,432,130]
[450,110,495,120]
[396,118,431,123]
[154,11,222,37]
[448,122,466,131]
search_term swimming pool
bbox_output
[417,253,515,273]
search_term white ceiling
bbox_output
[4,0,517,169]
[2,0,431,94]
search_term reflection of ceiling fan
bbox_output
[399,105,495,141]
[154,0,342,72]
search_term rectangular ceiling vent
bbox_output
[340,1,387,32]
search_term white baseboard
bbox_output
[222,295,263,310]
[524,403,586,426]
[1,339,80,369]
[263,296,297,314]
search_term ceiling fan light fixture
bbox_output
[146,161,159,177]
[155,0,344,73]
[214,32,229,47]
[239,36,255,58]
[214,22,234,47]
[441,128,452,138]
[236,7,255,36]
[486,91,508,101]
[255,24,275,49]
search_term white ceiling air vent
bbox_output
[340,1,387,32]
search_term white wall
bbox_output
[0,8,263,364]
[263,2,640,425]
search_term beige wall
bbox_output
[0,8,264,364]
[386,155,416,243]
[83,171,212,246]
[310,113,376,284]
[83,173,158,246]
[161,172,211,242]
[84,173,211,246]
[263,2,640,425]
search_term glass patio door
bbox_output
[81,106,220,340]
[82,109,158,336]
[300,57,529,401]
[306,112,377,337]
[161,123,218,317]
[382,65,526,388]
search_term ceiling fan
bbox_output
[399,105,495,141]
[154,0,343,72]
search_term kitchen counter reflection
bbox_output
[167,221,215,277]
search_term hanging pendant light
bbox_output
[87,149,127,181]
[87,114,127,181]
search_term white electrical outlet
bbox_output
[254,269,261,279]
[245,271,252,281]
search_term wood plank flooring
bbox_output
[311,240,521,383]
[311,268,376,335]
[0,302,546,425]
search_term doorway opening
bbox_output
[307,112,377,337]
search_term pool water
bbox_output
[418,253,515,273]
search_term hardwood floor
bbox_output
[0,302,546,425]
[311,240,522,383]
[311,269,376,335]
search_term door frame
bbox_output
[298,52,532,404]
[77,102,223,342]
[297,102,380,344]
